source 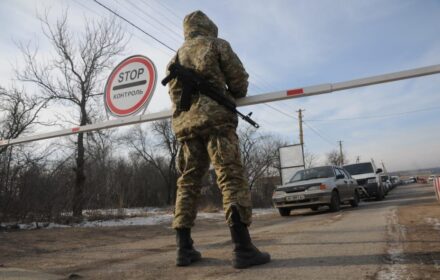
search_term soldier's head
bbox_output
[183,10,218,40]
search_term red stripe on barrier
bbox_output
[72,127,80,133]
[287,88,304,96]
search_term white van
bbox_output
[344,161,385,200]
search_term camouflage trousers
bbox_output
[172,127,252,229]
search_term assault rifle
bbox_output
[161,62,259,128]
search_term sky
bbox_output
[0,0,440,171]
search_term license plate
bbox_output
[286,195,305,201]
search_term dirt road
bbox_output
[1,183,439,280]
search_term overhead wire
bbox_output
[302,121,336,147]
[57,2,438,153]
[90,0,337,148]
[123,0,184,43]
[245,74,335,147]
[244,69,302,121]
[263,103,297,119]
[92,0,298,124]
[92,0,176,53]
[150,0,183,21]
[139,0,183,32]
[74,0,171,56]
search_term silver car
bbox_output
[272,165,360,216]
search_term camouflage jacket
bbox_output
[166,10,249,140]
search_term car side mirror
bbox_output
[336,174,344,179]
[376,168,383,174]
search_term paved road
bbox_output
[1,183,438,279]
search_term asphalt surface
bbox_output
[0,183,438,279]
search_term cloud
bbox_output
[1,0,440,171]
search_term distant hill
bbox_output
[390,167,440,177]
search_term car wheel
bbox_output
[329,191,340,212]
[310,206,319,211]
[350,191,359,207]
[375,186,384,201]
[278,208,291,217]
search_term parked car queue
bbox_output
[272,163,401,217]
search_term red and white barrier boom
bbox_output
[1,63,440,147]
[434,177,440,201]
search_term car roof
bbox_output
[343,162,372,166]
[303,165,336,170]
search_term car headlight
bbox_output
[367,178,377,184]
[272,191,285,198]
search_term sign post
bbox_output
[104,55,157,117]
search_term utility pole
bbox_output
[298,109,304,145]
[297,109,305,169]
[338,140,344,166]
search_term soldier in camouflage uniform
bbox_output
[165,10,270,268]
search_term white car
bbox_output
[428,175,437,183]
[272,165,360,216]
[344,161,385,200]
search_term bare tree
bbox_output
[304,149,317,168]
[238,126,285,189]
[0,86,46,208]
[124,119,179,205]
[152,120,179,204]
[0,86,59,222]
[326,149,349,166]
[0,87,46,154]
[16,11,128,217]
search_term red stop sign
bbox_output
[104,55,157,117]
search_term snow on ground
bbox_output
[1,208,277,230]
[377,209,407,280]
[78,215,174,228]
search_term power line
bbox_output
[92,0,282,111]
[92,0,302,130]
[140,0,183,32]
[150,0,183,21]
[73,0,171,56]
[263,103,297,119]
[112,0,182,47]
[124,0,183,42]
[73,0,100,17]
[92,0,176,53]
[307,105,440,122]
[302,121,336,147]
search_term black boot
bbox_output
[176,228,202,266]
[229,205,271,269]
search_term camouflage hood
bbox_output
[183,10,218,40]
[168,10,248,140]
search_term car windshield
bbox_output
[289,166,334,183]
[344,163,374,175]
